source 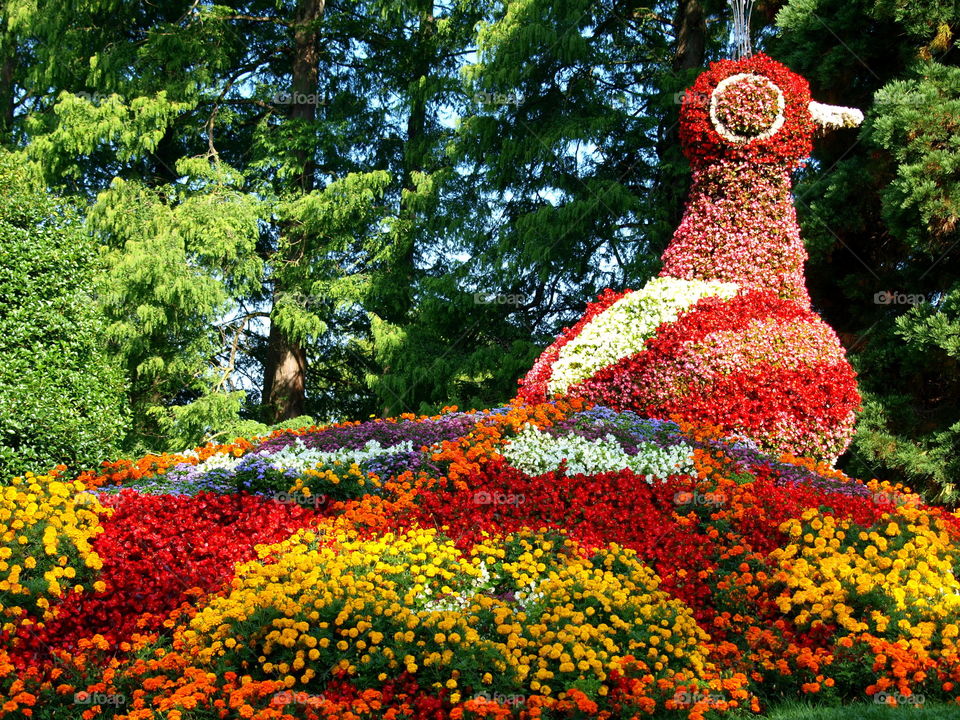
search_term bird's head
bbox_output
[678,53,863,169]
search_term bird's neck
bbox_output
[659,160,811,308]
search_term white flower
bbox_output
[164,452,245,481]
[502,424,694,480]
[417,561,495,613]
[179,437,415,476]
[259,438,414,472]
[548,277,738,395]
[809,101,864,130]
[710,73,786,143]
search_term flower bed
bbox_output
[3,401,960,719]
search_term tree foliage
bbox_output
[772,0,960,500]
[0,152,127,477]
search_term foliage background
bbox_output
[0,0,956,500]
[0,152,127,478]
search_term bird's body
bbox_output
[519,53,863,462]
[660,159,809,307]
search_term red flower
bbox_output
[518,288,629,403]
[8,492,322,665]
[678,53,816,169]
[570,291,861,459]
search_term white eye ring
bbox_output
[709,72,786,144]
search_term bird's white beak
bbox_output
[809,101,864,131]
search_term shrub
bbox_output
[0,153,127,478]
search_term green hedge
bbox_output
[0,154,127,479]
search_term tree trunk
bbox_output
[0,26,16,143]
[262,321,308,419]
[263,0,324,422]
[673,0,706,73]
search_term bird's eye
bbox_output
[709,73,786,144]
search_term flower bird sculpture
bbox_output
[518,53,865,462]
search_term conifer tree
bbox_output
[773,0,960,499]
